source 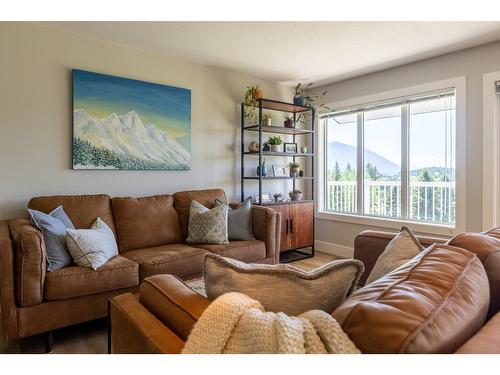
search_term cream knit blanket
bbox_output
[182,292,360,354]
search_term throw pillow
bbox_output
[28,205,75,271]
[365,225,424,284]
[214,197,255,241]
[186,200,229,245]
[66,217,118,270]
[204,253,364,316]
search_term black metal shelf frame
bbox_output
[240,98,315,262]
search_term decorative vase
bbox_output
[262,143,271,151]
[253,88,264,100]
[301,146,308,153]
[270,144,279,152]
[284,119,294,128]
[293,97,306,106]
[248,142,259,153]
[290,166,299,177]
[256,165,267,177]
[289,191,303,201]
[264,118,272,126]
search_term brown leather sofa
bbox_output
[109,230,500,354]
[0,189,280,350]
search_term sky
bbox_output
[73,69,191,140]
[327,107,456,172]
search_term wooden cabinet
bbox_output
[267,202,314,252]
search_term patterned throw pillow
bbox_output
[214,197,255,241]
[66,217,118,270]
[186,200,229,245]
[365,225,424,284]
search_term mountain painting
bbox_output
[72,69,191,170]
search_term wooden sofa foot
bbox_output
[44,331,53,353]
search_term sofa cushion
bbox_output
[66,218,119,270]
[29,194,116,236]
[173,189,227,238]
[112,195,183,252]
[194,240,266,263]
[9,218,46,307]
[204,254,364,316]
[122,244,209,280]
[332,243,490,354]
[366,226,424,284]
[44,255,139,301]
[186,200,229,245]
[28,206,75,271]
[448,228,500,317]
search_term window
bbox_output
[323,90,456,226]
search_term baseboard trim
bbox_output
[315,240,354,258]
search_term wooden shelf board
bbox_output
[251,98,312,113]
[242,176,314,180]
[256,200,314,206]
[243,125,313,135]
[244,152,314,157]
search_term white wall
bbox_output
[0,23,292,219]
[313,40,500,249]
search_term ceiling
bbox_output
[42,22,500,86]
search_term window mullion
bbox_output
[357,112,364,214]
[401,105,409,219]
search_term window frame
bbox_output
[316,77,466,236]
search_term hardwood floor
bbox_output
[0,251,339,354]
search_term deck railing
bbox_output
[327,180,455,224]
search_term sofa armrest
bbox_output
[251,205,281,264]
[455,312,500,354]
[354,230,447,286]
[8,218,46,307]
[139,274,210,341]
[0,220,18,341]
[110,293,185,354]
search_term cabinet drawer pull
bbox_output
[285,219,289,234]
[290,219,293,233]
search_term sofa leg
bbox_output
[44,331,53,353]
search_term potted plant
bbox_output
[256,158,267,177]
[283,114,294,128]
[289,161,300,177]
[262,113,272,126]
[243,85,263,120]
[289,189,303,201]
[267,136,283,152]
[293,82,328,108]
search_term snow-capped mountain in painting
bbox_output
[73,109,190,170]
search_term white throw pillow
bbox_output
[66,218,118,270]
[365,226,424,284]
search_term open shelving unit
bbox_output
[240,98,315,262]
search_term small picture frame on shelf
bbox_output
[284,143,298,153]
[272,165,287,177]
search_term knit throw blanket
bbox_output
[182,292,360,354]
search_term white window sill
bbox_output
[316,210,457,237]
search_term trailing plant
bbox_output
[267,136,283,146]
[243,85,261,120]
[283,114,294,122]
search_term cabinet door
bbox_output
[289,202,314,249]
[266,204,290,252]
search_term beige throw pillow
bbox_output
[204,253,364,316]
[365,226,425,284]
[186,200,229,245]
